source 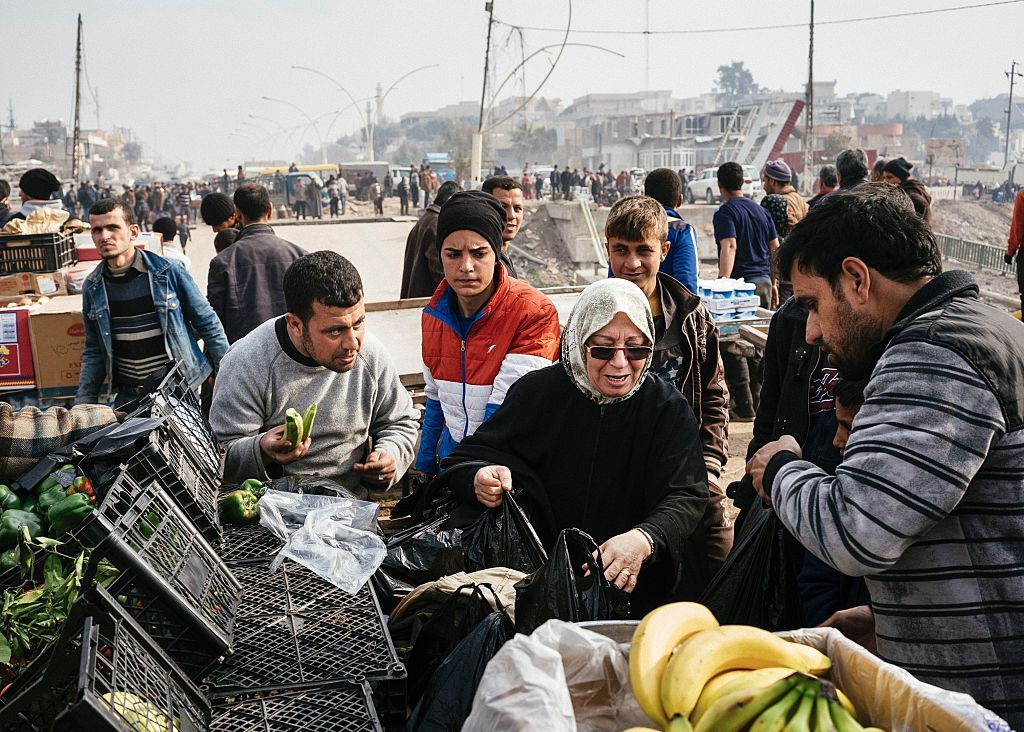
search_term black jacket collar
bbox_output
[885,270,978,343]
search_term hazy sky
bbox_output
[6,0,1023,171]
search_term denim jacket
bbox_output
[75,250,229,404]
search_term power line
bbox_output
[494,0,1023,36]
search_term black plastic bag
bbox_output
[380,514,466,588]
[78,416,166,488]
[514,528,630,635]
[404,610,515,731]
[699,497,804,631]
[462,493,548,574]
[405,583,504,706]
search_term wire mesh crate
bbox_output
[0,584,210,732]
[122,424,221,545]
[211,682,382,732]
[201,559,405,698]
[81,468,241,652]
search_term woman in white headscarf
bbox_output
[443,278,709,613]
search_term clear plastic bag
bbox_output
[257,488,386,594]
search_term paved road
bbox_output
[184,217,416,302]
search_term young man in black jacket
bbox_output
[206,184,307,343]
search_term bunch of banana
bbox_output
[686,672,884,732]
[628,603,885,732]
[280,403,317,451]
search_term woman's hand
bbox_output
[595,529,652,593]
[474,465,512,508]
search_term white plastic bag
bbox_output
[464,620,649,731]
[257,489,386,594]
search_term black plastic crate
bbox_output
[123,425,221,544]
[0,230,76,274]
[0,584,210,732]
[82,468,241,651]
[149,392,221,480]
[85,550,229,681]
[211,683,382,732]
[202,559,405,698]
[218,520,284,565]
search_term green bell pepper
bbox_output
[219,490,259,525]
[0,484,21,511]
[35,476,61,497]
[46,494,95,537]
[0,509,44,549]
[240,479,265,498]
[37,485,67,516]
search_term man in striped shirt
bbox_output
[76,198,228,406]
[748,185,1024,726]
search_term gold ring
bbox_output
[620,568,631,578]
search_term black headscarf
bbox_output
[19,168,61,201]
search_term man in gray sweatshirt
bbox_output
[211,251,419,494]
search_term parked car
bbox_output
[685,165,762,204]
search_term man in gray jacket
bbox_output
[211,251,419,493]
[207,184,307,343]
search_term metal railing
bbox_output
[936,233,1012,275]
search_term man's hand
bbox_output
[1006,252,1015,266]
[354,450,397,486]
[819,605,876,654]
[473,465,512,508]
[771,282,780,309]
[593,529,652,593]
[746,435,802,505]
[259,425,311,465]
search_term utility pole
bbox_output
[71,14,83,181]
[1005,60,1022,176]
[644,0,650,94]
[366,99,374,162]
[803,0,814,193]
[473,0,496,187]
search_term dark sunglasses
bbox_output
[586,345,652,361]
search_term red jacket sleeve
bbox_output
[1008,189,1024,257]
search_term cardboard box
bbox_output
[0,270,68,298]
[28,295,85,390]
[0,307,36,390]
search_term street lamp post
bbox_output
[292,64,438,162]
[262,96,327,164]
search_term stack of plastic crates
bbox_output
[120,364,223,544]
[210,479,407,728]
[78,467,242,679]
[0,583,211,731]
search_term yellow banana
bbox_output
[749,685,804,731]
[835,688,858,719]
[667,718,694,732]
[787,641,833,674]
[629,602,719,726]
[782,688,815,732]
[692,667,797,724]
[660,625,815,721]
[693,676,797,732]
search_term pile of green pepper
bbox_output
[0,465,96,560]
